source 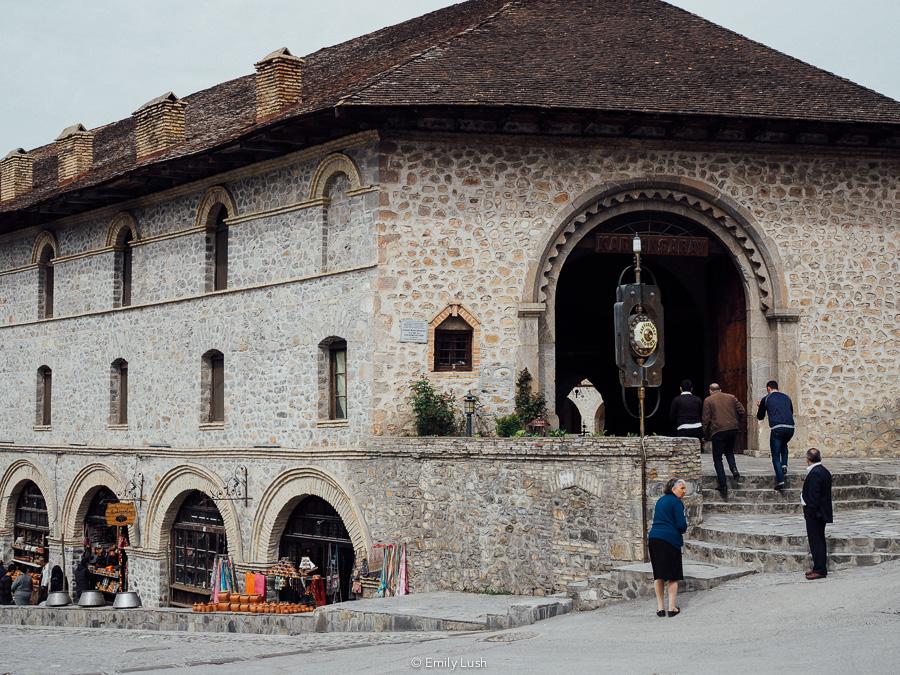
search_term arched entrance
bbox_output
[278,496,354,604]
[555,211,747,443]
[169,491,227,607]
[82,486,130,598]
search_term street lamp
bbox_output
[463,393,477,437]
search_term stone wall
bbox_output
[371,133,899,457]
[0,437,699,605]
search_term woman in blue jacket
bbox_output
[648,478,688,617]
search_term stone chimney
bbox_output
[255,48,304,121]
[132,92,186,159]
[55,123,94,183]
[0,148,33,202]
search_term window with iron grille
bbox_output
[434,316,473,371]
[170,491,227,606]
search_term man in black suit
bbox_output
[801,447,833,579]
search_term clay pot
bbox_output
[250,595,261,604]
[219,592,231,602]
[228,603,239,612]
[238,594,249,603]
[217,601,229,611]
[239,603,249,612]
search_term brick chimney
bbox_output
[132,92,186,159]
[0,148,33,202]
[55,123,94,183]
[255,48,304,121]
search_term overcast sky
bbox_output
[1,0,897,152]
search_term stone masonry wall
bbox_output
[372,133,899,457]
[0,437,699,605]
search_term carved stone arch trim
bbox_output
[526,177,788,313]
[553,469,602,497]
[0,459,57,537]
[60,463,133,543]
[105,211,140,247]
[194,185,238,230]
[308,153,367,202]
[143,464,243,562]
[250,466,371,565]
[31,230,59,263]
[428,303,482,374]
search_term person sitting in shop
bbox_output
[0,562,12,605]
[73,557,91,600]
[11,564,33,606]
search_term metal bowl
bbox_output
[112,591,142,609]
[46,591,72,607]
[77,590,106,607]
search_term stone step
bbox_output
[683,539,900,573]
[608,560,754,599]
[700,471,892,489]
[703,499,900,515]
[688,524,900,555]
[700,485,900,503]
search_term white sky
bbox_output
[0,0,897,152]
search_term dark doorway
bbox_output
[555,212,747,445]
[279,496,354,604]
[169,491,227,607]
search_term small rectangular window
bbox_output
[214,226,228,291]
[121,246,133,307]
[434,329,473,371]
[118,364,128,425]
[44,266,54,318]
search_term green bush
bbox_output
[409,378,459,436]
[514,368,547,425]
[495,414,522,437]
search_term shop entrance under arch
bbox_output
[169,491,227,607]
[277,495,354,604]
[555,210,748,448]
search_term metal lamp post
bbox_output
[463,393,477,437]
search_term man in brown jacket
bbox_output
[702,383,746,497]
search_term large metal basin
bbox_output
[77,590,106,607]
[112,591,142,609]
[46,591,72,607]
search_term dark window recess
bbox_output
[121,231,133,307]
[434,316,473,371]
[38,366,52,426]
[213,212,228,291]
[112,360,128,425]
[210,354,224,422]
[170,491,227,607]
[38,244,54,319]
[84,486,123,546]
[329,341,347,419]
[14,481,49,559]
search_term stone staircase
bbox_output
[684,468,900,573]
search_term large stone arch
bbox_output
[250,467,371,565]
[59,463,134,544]
[0,459,57,537]
[520,177,798,452]
[143,464,244,562]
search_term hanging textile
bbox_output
[253,573,266,597]
[397,543,409,596]
[245,571,255,595]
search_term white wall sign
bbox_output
[399,319,429,343]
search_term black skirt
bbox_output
[649,538,684,581]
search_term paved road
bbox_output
[2,559,899,674]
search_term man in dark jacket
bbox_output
[801,447,833,580]
[0,562,12,604]
[702,383,746,497]
[669,379,703,443]
[756,380,795,490]
[73,555,92,600]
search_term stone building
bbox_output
[0,0,897,605]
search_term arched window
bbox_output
[37,244,55,319]
[318,337,347,420]
[434,316,474,371]
[36,366,52,426]
[201,350,225,423]
[205,206,229,292]
[115,229,134,307]
[170,491,227,606]
[110,359,128,426]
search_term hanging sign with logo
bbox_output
[105,502,137,526]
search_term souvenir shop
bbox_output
[270,495,355,605]
[81,486,130,598]
[10,481,48,603]
[169,491,228,607]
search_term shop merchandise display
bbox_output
[375,543,409,597]
[191,591,316,614]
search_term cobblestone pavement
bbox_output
[699,507,900,539]
[0,626,455,675]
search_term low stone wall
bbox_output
[1,436,700,604]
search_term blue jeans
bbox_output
[770,427,794,483]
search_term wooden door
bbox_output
[710,258,748,451]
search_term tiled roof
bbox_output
[3,0,899,216]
